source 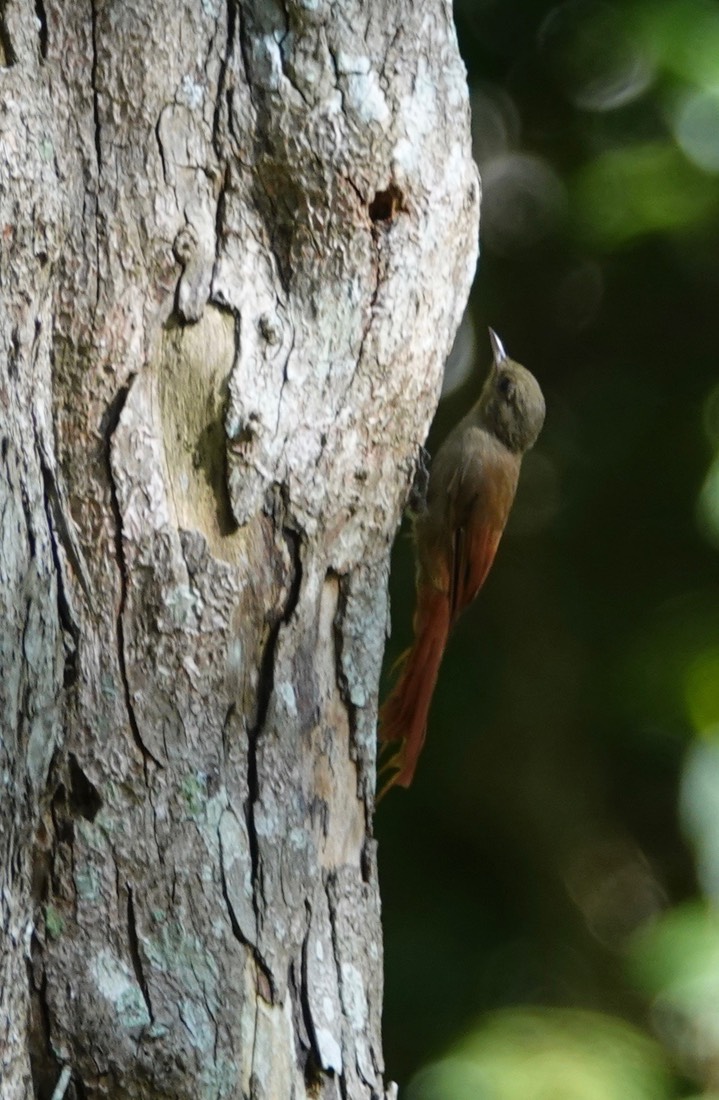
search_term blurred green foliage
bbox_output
[377,0,719,1096]
[573,142,718,247]
[409,1009,671,1100]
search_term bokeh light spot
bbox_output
[697,456,719,549]
[471,83,521,167]
[564,836,665,949]
[442,311,477,397]
[482,153,566,254]
[680,741,719,900]
[630,903,719,1078]
[675,89,719,173]
[538,0,655,111]
[703,383,719,448]
[684,648,719,734]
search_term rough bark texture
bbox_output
[0,0,478,1097]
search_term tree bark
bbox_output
[0,1,478,1097]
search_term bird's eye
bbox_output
[497,374,514,400]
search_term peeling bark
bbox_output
[1,1,478,1097]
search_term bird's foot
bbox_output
[407,445,430,517]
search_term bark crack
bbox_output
[154,113,169,186]
[212,0,236,161]
[276,12,312,109]
[212,166,230,278]
[89,0,102,311]
[236,4,257,113]
[37,439,92,603]
[89,0,102,172]
[326,872,350,1100]
[275,324,295,437]
[242,526,304,1000]
[27,958,62,1096]
[352,227,384,400]
[126,885,153,1025]
[298,908,327,1091]
[217,810,274,993]
[34,417,92,693]
[332,572,368,815]
[251,526,303,735]
[104,380,164,776]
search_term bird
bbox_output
[377,329,546,800]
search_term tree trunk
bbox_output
[0,0,478,1096]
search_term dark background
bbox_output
[377,2,719,1097]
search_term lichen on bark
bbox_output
[1,1,479,1097]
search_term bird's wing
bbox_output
[448,448,516,624]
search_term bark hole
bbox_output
[27,963,60,1100]
[68,754,102,821]
[51,783,73,845]
[303,1050,324,1096]
[8,327,20,377]
[0,7,16,66]
[368,184,404,223]
[34,0,47,59]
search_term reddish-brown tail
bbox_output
[377,585,451,797]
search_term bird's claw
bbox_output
[407,445,430,516]
[375,740,406,803]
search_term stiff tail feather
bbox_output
[377,585,451,799]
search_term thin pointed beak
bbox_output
[488,328,507,368]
